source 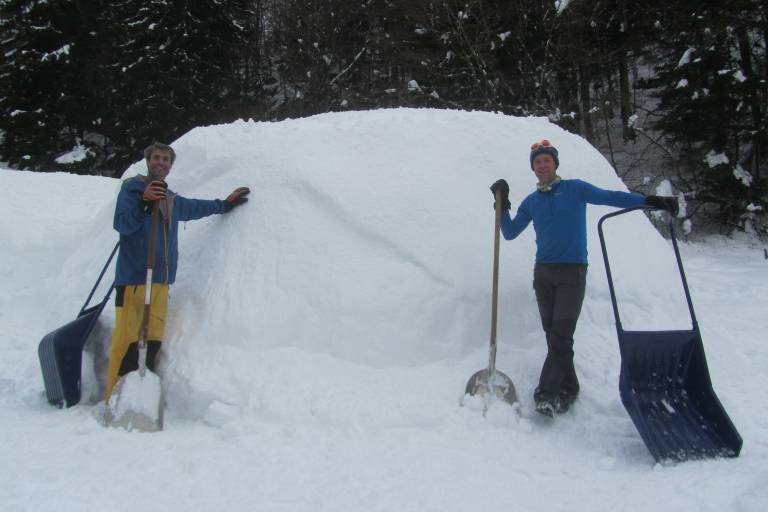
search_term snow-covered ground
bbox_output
[1,109,766,511]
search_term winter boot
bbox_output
[534,387,560,417]
[556,389,579,413]
[535,399,557,417]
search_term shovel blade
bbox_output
[465,368,517,406]
[106,370,163,432]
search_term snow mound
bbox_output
[4,109,687,422]
[0,109,759,512]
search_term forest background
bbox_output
[1,0,765,236]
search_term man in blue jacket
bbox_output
[491,140,677,417]
[105,142,250,400]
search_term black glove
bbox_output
[645,195,678,215]
[141,180,168,212]
[223,186,251,213]
[490,179,511,210]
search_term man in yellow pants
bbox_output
[105,142,250,401]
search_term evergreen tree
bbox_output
[418,0,562,114]
[99,0,257,172]
[271,0,417,116]
[0,0,257,175]
[647,0,766,233]
[1,0,765,235]
[0,0,106,172]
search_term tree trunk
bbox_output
[618,51,635,142]
[578,63,594,143]
[736,25,763,181]
[615,0,635,144]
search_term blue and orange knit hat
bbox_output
[530,140,559,169]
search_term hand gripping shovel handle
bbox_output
[137,201,160,376]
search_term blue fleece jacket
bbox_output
[501,179,644,264]
[113,175,225,286]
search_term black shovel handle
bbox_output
[79,241,120,316]
[597,205,698,333]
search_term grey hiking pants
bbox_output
[533,263,587,401]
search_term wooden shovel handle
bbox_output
[138,201,160,347]
[489,190,502,372]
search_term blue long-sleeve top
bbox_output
[501,179,645,264]
[113,175,225,285]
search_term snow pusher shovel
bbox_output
[598,206,742,462]
[107,201,163,432]
[38,242,119,407]
[464,190,517,408]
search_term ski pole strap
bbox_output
[80,241,120,315]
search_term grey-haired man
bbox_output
[105,142,250,400]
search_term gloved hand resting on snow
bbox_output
[223,187,251,213]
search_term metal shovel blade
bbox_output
[105,369,163,432]
[465,368,517,406]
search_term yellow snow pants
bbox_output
[105,284,169,401]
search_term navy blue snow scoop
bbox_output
[38,242,118,408]
[598,207,742,462]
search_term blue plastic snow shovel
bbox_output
[598,206,742,462]
[38,242,119,407]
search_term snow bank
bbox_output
[84,109,683,419]
[2,109,689,421]
[3,109,756,512]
